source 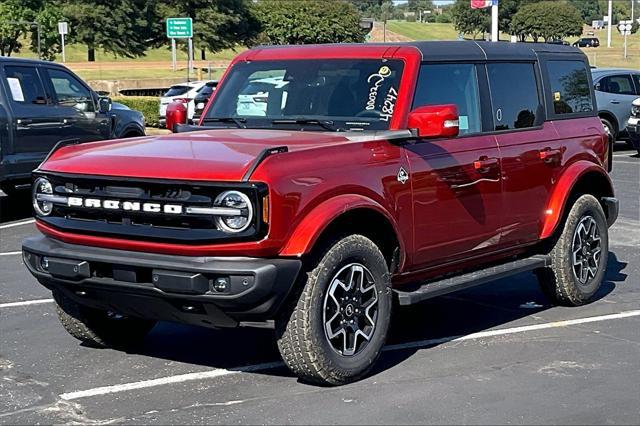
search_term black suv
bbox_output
[573,37,600,48]
[0,57,145,196]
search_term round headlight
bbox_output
[32,177,53,216]
[214,190,253,233]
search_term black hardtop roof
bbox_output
[256,40,586,62]
[406,40,585,62]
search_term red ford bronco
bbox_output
[23,42,618,385]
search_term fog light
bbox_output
[213,277,229,292]
[41,256,49,270]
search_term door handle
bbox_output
[473,157,499,173]
[610,100,620,104]
[16,118,33,126]
[61,118,75,125]
[539,148,562,163]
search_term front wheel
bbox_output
[536,194,609,306]
[276,235,392,385]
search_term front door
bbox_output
[1,64,61,177]
[595,73,639,132]
[41,67,111,143]
[406,62,503,271]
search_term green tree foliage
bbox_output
[63,0,159,61]
[510,1,583,42]
[161,0,260,60]
[254,0,365,45]
[451,0,490,40]
[497,0,542,31]
[32,1,64,61]
[568,0,601,24]
[0,0,39,57]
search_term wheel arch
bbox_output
[279,195,405,273]
[598,110,619,135]
[540,162,614,240]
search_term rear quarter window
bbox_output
[164,86,191,97]
[545,60,594,116]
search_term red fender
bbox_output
[539,161,613,239]
[279,194,405,263]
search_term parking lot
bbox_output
[0,147,638,425]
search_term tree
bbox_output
[161,0,260,61]
[32,1,64,61]
[63,0,160,61]
[497,0,542,31]
[568,0,601,24]
[510,1,583,42]
[254,0,365,45]
[408,0,434,21]
[451,0,490,40]
[0,0,39,57]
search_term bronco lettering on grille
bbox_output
[67,196,183,214]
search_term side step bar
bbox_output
[395,255,551,306]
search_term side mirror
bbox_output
[408,104,459,139]
[98,96,112,113]
[165,101,188,132]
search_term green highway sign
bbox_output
[166,17,193,38]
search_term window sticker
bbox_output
[7,78,24,102]
[459,115,469,130]
[554,91,561,102]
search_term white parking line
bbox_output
[59,309,640,401]
[0,251,22,256]
[0,219,35,229]
[0,299,53,309]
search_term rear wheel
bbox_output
[536,195,608,306]
[53,291,156,348]
[276,235,392,385]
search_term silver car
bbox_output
[591,68,640,142]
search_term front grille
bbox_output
[36,172,267,244]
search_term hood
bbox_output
[40,129,356,182]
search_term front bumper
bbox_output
[22,235,301,328]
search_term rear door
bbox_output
[406,62,503,270]
[488,61,559,246]
[41,66,110,142]
[595,73,638,131]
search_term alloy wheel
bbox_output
[323,263,379,356]
[571,215,602,285]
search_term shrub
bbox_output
[113,96,160,128]
[436,13,453,24]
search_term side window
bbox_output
[3,66,47,105]
[487,63,541,131]
[596,75,636,95]
[546,60,593,115]
[46,68,94,112]
[412,63,481,135]
[631,74,640,95]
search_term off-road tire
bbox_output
[53,291,156,348]
[276,235,392,385]
[536,194,609,306]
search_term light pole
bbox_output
[607,0,613,48]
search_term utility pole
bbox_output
[491,3,499,42]
[607,0,613,48]
[632,0,635,23]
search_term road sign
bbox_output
[58,22,68,35]
[166,18,192,38]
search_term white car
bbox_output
[236,77,288,116]
[159,81,207,125]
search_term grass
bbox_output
[385,21,459,40]
[75,67,226,81]
[14,41,244,63]
[387,21,640,70]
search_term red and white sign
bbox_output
[471,0,498,9]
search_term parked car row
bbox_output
[0,57,145,196]
[158,80,218,126]
[592,68,640,143]
[628,97,640,154]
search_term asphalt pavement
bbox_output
[0,146,638,425]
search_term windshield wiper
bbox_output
[270,119,340,132]
[202,117,247,128]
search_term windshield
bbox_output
[205,59,404,131]
[164,85,191,97]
